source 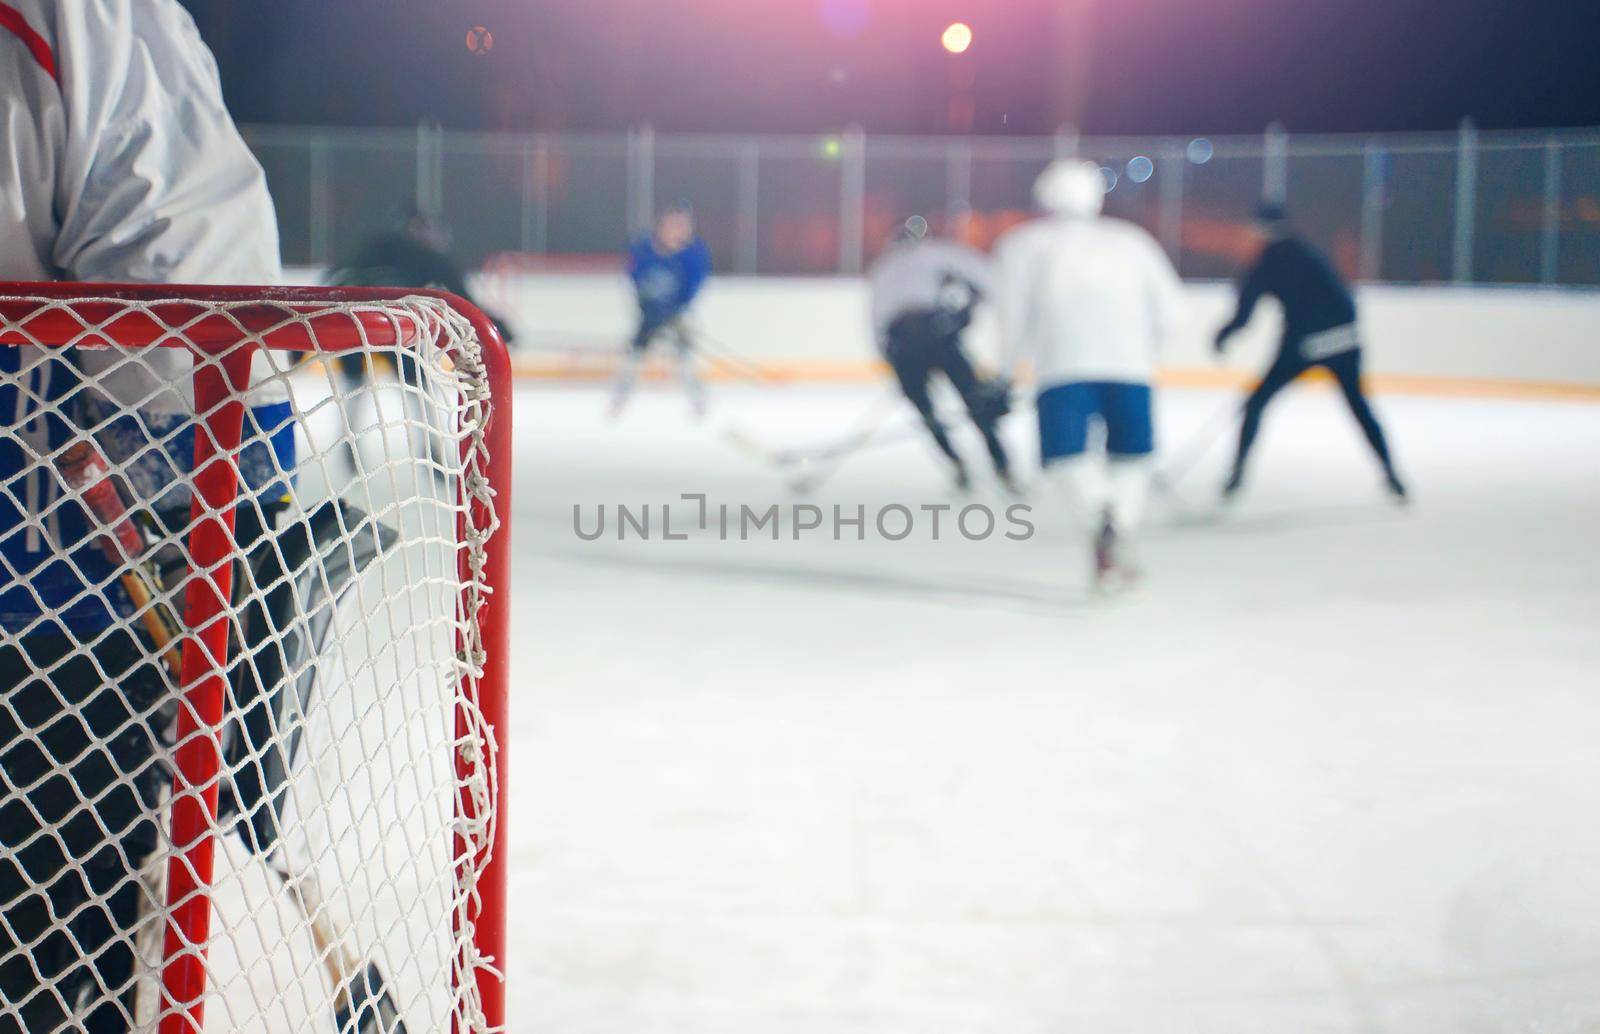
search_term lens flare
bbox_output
[1127,156,1154,183]
[941,22,973,54]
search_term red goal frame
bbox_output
[0,282,512,1034]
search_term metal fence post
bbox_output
[627,125,646,228]
[521,137,547,253]
[309,133,330,266]
[1452,117,1478,284]
[840,126,866,275]
[1054,124,1080,159]
[947,140,972,230]
[1263,122,1288,205]
[1359,138,1385,283]
[519,139,533,252]
[416,119,443,216]
[626,125,655,232]
[415,121,427,217]
[1541,135,1561,285]
[536,136,551,252]
[1158,144,1184,266]
[624,128,636,231]
[738,140,760,275]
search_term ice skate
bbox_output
[1091,508,1140,594]
[686,381,709,421]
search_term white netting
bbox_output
[0,292,503,1033]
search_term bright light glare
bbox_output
[941,22,973,54]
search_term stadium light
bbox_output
[941,22,973,55]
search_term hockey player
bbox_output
[328,201,515,387]
[0,3,290,1029]
[610,200,714,418]
[1215,204,1407,501]
[868,216,1014,492]
[333,203,475,302]
[994,160,1184,588]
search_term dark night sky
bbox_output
[183,0,1600,136]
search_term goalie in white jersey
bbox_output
[0,3,289,1030]
[994,160,1184,587]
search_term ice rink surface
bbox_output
[501,377,1599,1033]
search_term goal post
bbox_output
[0,283,510,1033]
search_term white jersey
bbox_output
[0,0,284,412]
[868,239,993,343]
[994,215,1183,388]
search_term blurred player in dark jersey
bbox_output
[868,216,1013,492]
[328,202,513,387]
[1215,205,1407,501]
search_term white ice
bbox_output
[502,378,1600,1033]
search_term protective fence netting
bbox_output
[0,293,501,1033]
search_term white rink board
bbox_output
[500,379,1600,1033]
[458,270,1600,387]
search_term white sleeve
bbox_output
[947,243,995,299]
[49,0,280,284]
[993,232,1035,379]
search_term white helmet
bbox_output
[1033,160,1105,218]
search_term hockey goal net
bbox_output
[0,284,510,1033]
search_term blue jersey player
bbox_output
[610,200,714,418]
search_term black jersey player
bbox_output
[1215,205,1407,501]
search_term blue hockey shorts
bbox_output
[1037,380,1154,464]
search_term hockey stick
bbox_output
[1151,398,1239,496]
[128,832,403,1033]
[227,499,410,1033]
[723,417,928,471]
[719,387,903,492]
[264,855,405,1034]
[683,322,793,385]
[780,371,1021,494]
[781,389,905,494]
[56,441,184,676]
[57,441,407,1033]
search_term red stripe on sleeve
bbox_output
[0,2,58,85]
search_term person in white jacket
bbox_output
[994,159,1184,586]
[1,3,283,1029]
[1,0,289,520]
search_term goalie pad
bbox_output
[220,499,399,857]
